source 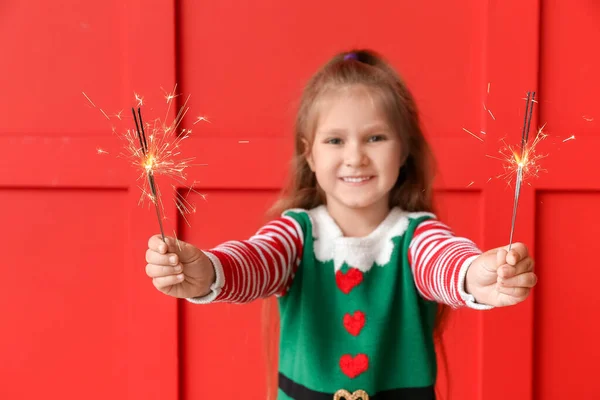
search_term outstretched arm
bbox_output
[189,215,304,304]
[409,219,536,309]
[408,219,486,309]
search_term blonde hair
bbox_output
[270,49,436,217]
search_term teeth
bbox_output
[342,177,370,183]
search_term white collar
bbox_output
[303,205,433,272]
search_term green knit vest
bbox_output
[277,209,438,398]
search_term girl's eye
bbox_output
[326,138,342,145]
[368,135,386,142]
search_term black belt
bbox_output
[279,373,435,400]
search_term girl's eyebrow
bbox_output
[316,128,347,137]
[316,122,391,137]
[361,122,391,133]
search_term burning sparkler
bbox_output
[487,125,548,187]
[507,91,536,250]
[463,85,576,251]
[84,87,208,240]
[132,107,166,241]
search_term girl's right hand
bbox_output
[145,235,216,299]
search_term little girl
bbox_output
[145,49,536,400]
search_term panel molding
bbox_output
[480,1,540,399]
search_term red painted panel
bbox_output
[0,1,180,399]
[534,191,600,399]
[0,2,125,135]
[536,0,600,190]
[534,3,600,397]
[178,0,486,140]
[0,189,128,399]
[539,1,600,139]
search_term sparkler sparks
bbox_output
[463,85,577,250]
[194,116,210,125]
[134,93,144,107]
[463,127,484,142]
[82,92,96,107]
[472,91,549,249]
[486,126,548,187]
[163,86,180,104]
[86,87,209,239]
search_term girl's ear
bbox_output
[302,138,315,171]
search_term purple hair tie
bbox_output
[344,53,358,61]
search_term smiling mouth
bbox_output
[340,176,373,183]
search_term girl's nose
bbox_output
[344,142,368,167]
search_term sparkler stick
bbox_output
[508,91,536,251]
[132,107,166,242]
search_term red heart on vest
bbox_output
[343,311,365,336]
[335,268,363,294]
[339,354,369,379]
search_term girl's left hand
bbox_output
[465,243,537,307]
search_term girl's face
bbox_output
[306,85,403,217]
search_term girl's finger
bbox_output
[146,263,183,278]
[498,271,537,288]
[496,284,530,298]
[152,274,185,289]
[496,248,508,267]
[146,249,179,266]
[498,258,534,278]
[148,235,168,254]
[502,243,529,266]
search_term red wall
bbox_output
[1,1,599,399]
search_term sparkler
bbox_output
[132,107,166,242]
[507,91,536,251]
[463,85,576,249]
[85,87,208,240]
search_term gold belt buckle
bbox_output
[333,389,369,400]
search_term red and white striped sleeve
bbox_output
[408,219,493,309]
[187,215,304,304]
